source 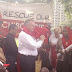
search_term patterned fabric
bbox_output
[62,27,72,49]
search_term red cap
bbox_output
[3,64,10,67]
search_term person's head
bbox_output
[40,67,49,72]
[0,20,3,28]
[24,19,35,32]
[54,28,60,38]
[62,26,69,38]
[59,26,63,33]
[9,24,18,35]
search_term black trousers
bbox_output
[6,56,17,72]
[63,54,72,72]
[19,54,36,72]
[56,60,63,72]
[39,50,53,71]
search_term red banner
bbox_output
[1,19,46,38]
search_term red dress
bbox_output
[62,27,72,72]
[62,27,72,48]
[51,45,57,68]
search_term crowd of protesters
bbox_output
[0,19,72,72]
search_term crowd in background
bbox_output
[0,19,72,72]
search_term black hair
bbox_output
[9,24,17,31]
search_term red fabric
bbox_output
[3,64,10,67]
[17,54,21,72]
[23,26,29,34]
[66,27,72,40]
[32,25,51,44]
[0,27,8,37]
[62,37,72,49]
[51,46,57,68]
[62,27,72,49]
[23,26,35,37]
[0,35,2,38]
[0,28,3,38]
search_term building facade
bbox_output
[53,0,67,27]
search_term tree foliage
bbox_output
[60,0,72,18]
[59,0,72,28]
[60,0,72,13]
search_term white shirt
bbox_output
[49,34,63,62]
[0,61,3,66]
[18,31,43,56]
[49,34,63,45]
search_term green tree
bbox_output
[59,0,72,28]
[60,0,72,14]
